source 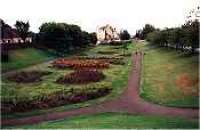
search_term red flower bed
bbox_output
[56,69,105,84]
[73,56,125,65]
[52,58,110,69]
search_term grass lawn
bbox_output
[138,41,199,107]
[5,113,198,129]
[1,48,55,72]
[2,42,134,119]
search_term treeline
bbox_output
[136,20,199,53]
[35,22,97,56]
[1,20,98,62]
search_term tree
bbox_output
[0,19,4,39]
[135,29,143,39]
[38,22,95,55]
[68,24,83,47]
[119,30,130,55]
[147,31,161,45]
[141,24,156,39]
[81,31,90,46]
[15,21,30,42]
[182,20,199,53]
[89,32,97,44]
[39,22,72,54]
[145,20,199,54]
[120,30,130,40]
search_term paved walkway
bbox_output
[2,52,199,126]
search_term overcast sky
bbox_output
[0,0,199,34]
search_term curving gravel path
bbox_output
[2,52,199,126]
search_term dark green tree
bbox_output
[141,24,156,39]
[15,21,30,42]
[120,30,130,40]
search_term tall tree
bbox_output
[120,30,130,40]
[141,24,156,39]
[15,21,30,42]
[89,32,97,44]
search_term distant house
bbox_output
[0,20,32,44]
[96,24,119,44]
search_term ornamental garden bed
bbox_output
[56,69,105,84]
[52,58,110,69]
[1,43,134,116]
[75,56,125,65]
[52,56,125,70]
[1,85,112,113]
[6,71,52,83]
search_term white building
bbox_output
[96,24,120,43]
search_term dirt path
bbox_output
[2,52,199,126]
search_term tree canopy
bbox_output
[120,30,131,40]
[136,24,156,39]
[15,21,30,42]
[38,22,97,55]
[146,20,199,53]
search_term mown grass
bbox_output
[2,42,134,119]
[138,41,199,107]
[4,113,198,129]
[1,48,55,72]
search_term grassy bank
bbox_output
[1,48,55,72]
[5,113,198,129]
[138,41,199,107]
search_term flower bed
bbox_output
[73,56,125,65]
[1,85,112,113]
[7,71,52,83]
[52,59,110,69]
[56,69,105,84]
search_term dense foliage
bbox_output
[135,24,156,39]
[15,21,30,42]
[38,22,97,55]
[146,20,199,53]
[119,30,131,40]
